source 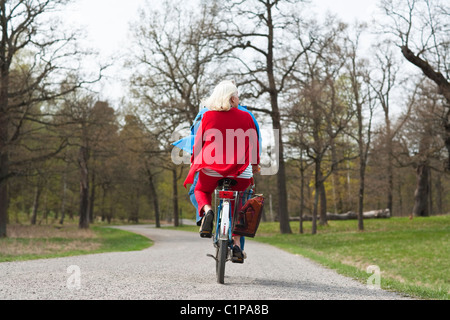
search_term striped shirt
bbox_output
[202,165,253,179]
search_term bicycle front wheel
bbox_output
[216,239,228,284]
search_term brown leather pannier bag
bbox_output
[232,195,265,238]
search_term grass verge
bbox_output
[0,224,152,263]
[170,216,449,300]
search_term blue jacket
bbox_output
[172,105,261,155]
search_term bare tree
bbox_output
[55,93,117,229]
[144,159,162,228]
[128,0,226,226]
[289,18,354,234]
[216,0,313,234]
[346,23,376,230]
[367,42,402,216]
[129,0,222,123]
[380,0,450,170]
[0,0,104,237]
[393,79,446,216]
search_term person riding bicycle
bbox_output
[183,80,260,262]
[173,103,261,252]
[173,95,261,230]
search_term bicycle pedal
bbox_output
[231,256,244,264]
[199,231,212,238]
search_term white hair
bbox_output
[202,80,238,111]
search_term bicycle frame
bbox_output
[210,184,239,284]
[213,188,239,245]
[208,178,255,284]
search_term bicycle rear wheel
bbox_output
[216,239,228,284]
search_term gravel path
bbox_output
[0,225,413,300]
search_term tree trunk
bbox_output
[397,180,403,217]
[357,161,366,231]
[129,189,139,223]
[445,118,450,171]
[428,168,432,216]
[357,103,366,230]
[385,118,394,217]
[299,159,305,234]
[100,185,107,222]
[312,183,319,235]
[147,168,161,228]
[42,190,48,225]
[59,166,68,225]
[30,185,42,225]
[357,103,366,231]
[318,171,328,226]
[435,174,443,214]
[266,5,291,234]
[0,49,9,238]
[89,170,96,223]
[412,163,430,217]
[107,196,113,224]
[78,146,90,229]
[330,141,343,213]
[0,152,8,238]
[172,168,179,227]
[312,160,320,235]
[274,129,291,234]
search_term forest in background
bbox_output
[0,0,449,237]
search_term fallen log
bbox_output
[290,209,391,221]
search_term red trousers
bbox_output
[195,171,252,218]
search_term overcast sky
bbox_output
[62,0,380,102]
[65,0,378,55]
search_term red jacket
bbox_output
[184,107,260,187]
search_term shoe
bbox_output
[231,245,244,264]
[199,210,214,238]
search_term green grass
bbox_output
[93,226,153,252]
[171,216,450,300]
[256,216,449,300]
[0,225,153,262]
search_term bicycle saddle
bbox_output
[217,178,238,187]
